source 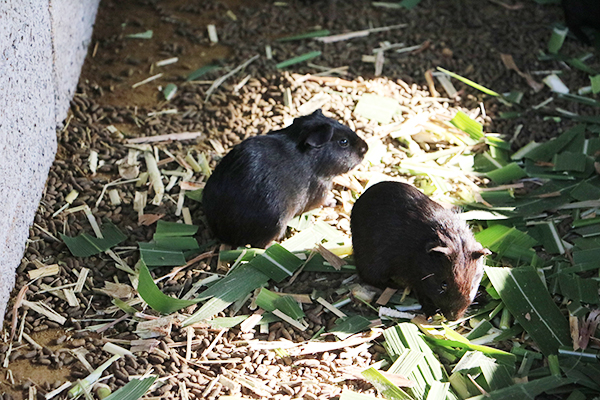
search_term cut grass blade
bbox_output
[277,29,330,41]
[556,273,599,305]
[103,376,157,400]
[475,225,537,262]
[354,94,400,124]
[450,111,484,141]
[485,266,571,355]
[251,243,303,282]
[330,315,372,339]
[60,222,127,257]
[340,390,380,400]
[154,220,199,237]
[437,67,499,97]
[486,162,528,184]
[466,375,572,400]
[548,26,568,54]
[137,260,200,314]
[208,316,248,329]
[186,64,220,81]
[276,51,322,69]
[522,124,586,162]
[361,367,415,400]
[183,263,270,325]
[152,237,199,251]
[138,242,186,267]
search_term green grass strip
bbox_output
[276,51,322,69]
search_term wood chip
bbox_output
[74,268,90,293]
[126,132,202,144]
[315,244,347,270]
[376,288,398,306]
[21,299,66,325]
[28,264,60,280]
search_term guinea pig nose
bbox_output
[359,141,368,155]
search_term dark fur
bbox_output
[562,0,600,44]
[203,109,368,248]
[351,181,489,320]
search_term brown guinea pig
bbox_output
[203,109,368,248]
[350,181,490,320]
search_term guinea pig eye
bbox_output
[439,281,448,295]
[338,138,349,148]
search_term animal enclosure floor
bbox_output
[1,0,599,399]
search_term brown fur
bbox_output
[351,181,489,320]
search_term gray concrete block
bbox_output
[0,0,99,319]
[50,0,101,124]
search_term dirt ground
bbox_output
[1,0,599,399]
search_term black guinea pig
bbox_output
[203,109,368,248]
[561,0,600,44]
[350,181,490,320]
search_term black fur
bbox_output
[562,0,600,44]
[203,109,368,248]
[351,181,488,320]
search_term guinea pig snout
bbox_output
[356,139,368,156]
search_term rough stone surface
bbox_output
[0,0,99,320]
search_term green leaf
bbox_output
[276,51,322,69]
[330,315,372,339]
[475,225,537,262]
[450,111,484,141]
[138,242,186,267]
[277,29,330,41]
[60,222,127,257]
[183,263,270,325]
[218,248,264,262]
[557,92,600,107]
[340,390,380,400]
[185,188,203,202]
[485,266,571,355]
[383,324,447,399]
[361,367,415,400]
[570,180,600,201]
[255,288,281,312]
[480,358,514,391]
[523,124,586,162]
[250,243,303,282]
[486,162,528,184]
[425,381,450,400]
[152,236,199,251]
[154,220,199,237]
[466,320,493,340]
[208,316,248,328]
[591,74,600,95]
[354,94,400,124]
[186,64,220,81]
[163,83,177,101]
[552,152,587,172]
[137,260,200,314]
[548,26,568,54]
[398,0,423,9]
[466,375,572,400]
[437,67,500,97]
[426,336,516,367]
[274,295,305,319]
[103,376,157,400]
[125,30,153,39]
[556,272,600,304]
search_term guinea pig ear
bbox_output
[472,248,492,259]
[310,109,324,117]
[426,242,452,256]
[303,124,334,148]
